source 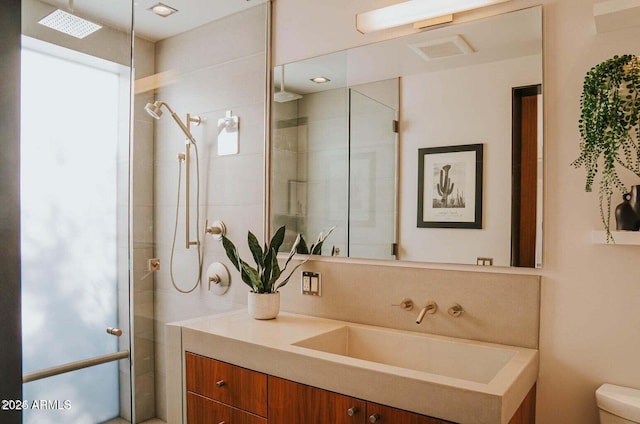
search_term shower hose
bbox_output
[169,141,203,293]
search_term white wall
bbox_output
[273,0,640,423]
[400,55,541,265]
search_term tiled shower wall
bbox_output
[151,5,268,420]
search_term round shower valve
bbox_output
[206,262,230,296]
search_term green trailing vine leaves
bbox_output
[572,54,640,238]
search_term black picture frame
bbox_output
[417,143,483,229]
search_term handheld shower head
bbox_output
[144,101,163,119]
[144,101,201,144]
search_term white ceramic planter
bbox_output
[247,291,280,320]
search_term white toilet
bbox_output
[597,384,640,423]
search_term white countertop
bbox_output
[174,310,538,424]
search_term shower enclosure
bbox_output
[19,0,271,422]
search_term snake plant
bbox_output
[572,54,640,238]
[221,225,334,293]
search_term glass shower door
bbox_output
[20,1,134,422]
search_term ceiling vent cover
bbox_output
[409,35,474,60]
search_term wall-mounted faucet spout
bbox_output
[416,301,437,324]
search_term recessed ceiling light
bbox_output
[149,2,178,17]
[310,76,331,84]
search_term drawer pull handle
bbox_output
[369,413,381,423]
[347,406,359,416]
[215,380,226,388]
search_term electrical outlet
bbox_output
[302,274,311,292]
[476,257,493,266]
[302,271,321,296]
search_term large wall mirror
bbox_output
[270,6,543,268]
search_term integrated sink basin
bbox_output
[292,325,517,384]
[174,311,539,423]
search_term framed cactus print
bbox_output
[417,144,483,229]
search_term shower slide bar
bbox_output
[184,113,201,249]
[22,350,129,383]
[144,101,201,249]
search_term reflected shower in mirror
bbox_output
[270,6,543,268]
[272,69,399,260]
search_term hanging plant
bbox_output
[572,54,640,239]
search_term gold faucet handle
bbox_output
[391,298,414,310]
[448,303,464,317]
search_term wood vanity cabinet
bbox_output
[268,376,367,423]
[185,352,268,424]
[187,393,267,424]
[367,402,454,424]
[185,352,535,424]
[268,376,452,424]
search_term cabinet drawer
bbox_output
[187,392,267,424]
[186,352,267,417]
[269,376,367,424]
[367,402,453,423]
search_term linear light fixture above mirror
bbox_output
[356,0,512,33]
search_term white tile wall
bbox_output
[151,5,268,420]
